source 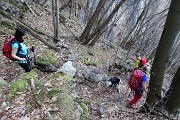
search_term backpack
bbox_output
[140,58,147,68]
[2,36,21,61]
[128,70,144,90]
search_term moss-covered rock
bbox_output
[36,51,59,72]
[55,93,76,120]
[36,51,58,66]
[47,88,62,98]
[60,14,66,24]
[7,69,38,101]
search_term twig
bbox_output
[24,1,38,17]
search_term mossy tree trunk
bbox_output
[144,0,180,111]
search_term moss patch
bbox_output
[7,79,27,101]
[47,88,62,98]
[7,69,38,101]
[55,93,75,120]
[2,20,15,29]
[80,103,89,120]
[51,71,74,81]
[36,51,58,66]
[81,57,97,67]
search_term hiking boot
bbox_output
[126,103,134,109]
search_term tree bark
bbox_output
[165,67,180,114]
[52,0,59,43]
[79,0,108,43]
[86,0,126,46]
[60,0,72,11]
[144,0,180,111]
[121,0,153,50]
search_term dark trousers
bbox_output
[18,59,31,72]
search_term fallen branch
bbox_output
[24,1,38,17]
[0,9,61,52]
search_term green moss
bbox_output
[47,88,62,98]
[7,79,27,101]
[19,69,38,81]
[61,75,74,81]
[80,103,89,120]
[2,20,15,29]
[24,36,33,45]
[60,14,66,23]
[55,94,75,120]
[51,71,74,81]
[7,70,38,101]
[81,57,97,67]
[36,51,58,66]
[19,3,28,13]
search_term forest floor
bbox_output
[0,3,172,120]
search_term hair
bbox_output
[135,53,140,57]
[15,28,26,43]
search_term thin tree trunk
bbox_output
[79,0,108,43]
[60,0,72,11]
[52,0,59,43]
[85,0,126,45]
[69,0,73,19]
[121,0,154,49]
[39,0,48,6]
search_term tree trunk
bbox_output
[39,0,48,6]
[121,0,153,50]
[165,67,180,114]
[144,0,180,111]
[86,0,126,46]
[79,0,108,43]
[60,0,72,11]
[52,0,59,43]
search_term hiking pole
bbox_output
[30,46,36,68]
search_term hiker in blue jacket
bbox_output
[11,28,32,72]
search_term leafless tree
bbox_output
[143,0,180,114]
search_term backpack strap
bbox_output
[11,38,22,55]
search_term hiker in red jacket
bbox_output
[127,67,148,108]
